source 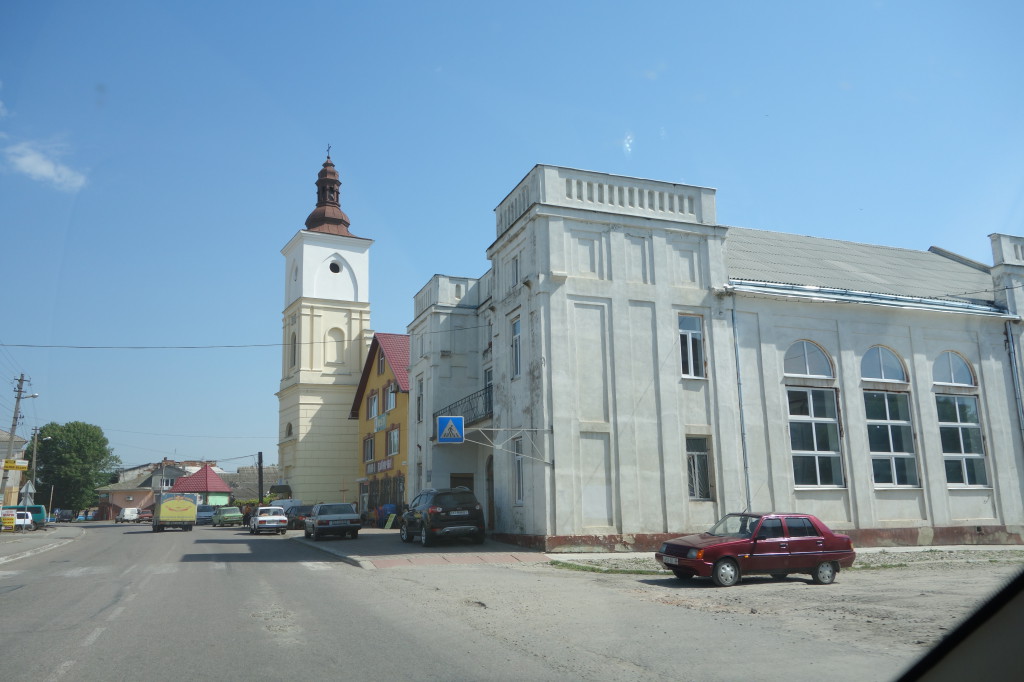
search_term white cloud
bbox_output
[622,132,634,156]
[4,141,86,192]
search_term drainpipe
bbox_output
[731,301,753,512]
[1005,321,1024,446]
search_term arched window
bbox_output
[326,328,345,365]
[784,341,833,378]
[289,333,297,368]
[862,346,907,382]
[285,423,293,438]
[933,351,974,386]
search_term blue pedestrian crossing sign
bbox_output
[437,416,465,444]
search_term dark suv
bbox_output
[399,487,485,546]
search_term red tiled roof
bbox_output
[169,464,232,493]
[376,333,410,391]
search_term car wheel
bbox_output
[279,529,286,535]
[351,530,358,539]
[671,569,694,580]
[811,562,837,585]
[28,522,37,531]
[711,558,740,587]
[400,523,412,543]
[770,573,789,581]
[419,526,432,547]
[471,531,485,544]
[304,526,311,539]
[313,528,321,541]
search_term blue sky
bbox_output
[1,1,1022,471]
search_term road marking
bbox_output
[120,563,137,578]
[81,627,105,647]
[301,562,333,571]
[124,592,137,602]
[0,570,22,579]
[46,660,75,681]
[107,606,125,621]
[209,562,227,570]
[60,566,106,578]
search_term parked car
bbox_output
[195,504,216,525]
[115,507,140,523]
[655,512,856,587]
[285,505,313,530]
[211,506,243,527]
[3,504,47,529]
[137,508,153,523]
[249,506,287,535]
[13,511,34,531]
[303,503,360,541]
[56,509,75,523]
[399,487,485,547]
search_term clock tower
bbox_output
[277,154,373,505]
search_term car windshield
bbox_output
[260,507,284,515]
[198,506,215,512]
[707,514,762,538]
[319,504,354,515]
[289,506,312,515]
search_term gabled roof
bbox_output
[725,227,997,308]
[169,464,232,493]
[350,333,410,419]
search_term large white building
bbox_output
[409,165,1024,551]
[277,155,373,505]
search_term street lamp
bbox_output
[2,378,38,508]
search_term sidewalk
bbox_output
[0,522,84,566]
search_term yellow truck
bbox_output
[151,493,198,532]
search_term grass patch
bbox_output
[549,560,669,575]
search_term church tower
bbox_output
[277,154,373,505]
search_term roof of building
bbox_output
[0,429,28,451]
[725,227,996,308]
[221,465,280,500]
[96,465,190,492]
[349,332,411,419]
[169,464,232,493]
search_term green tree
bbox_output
[35,422,121,511]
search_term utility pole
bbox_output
[257,452,264,506]
[2,375,32,507]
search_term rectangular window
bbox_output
[936,394,988,486]
[686,437,711,499]
[363,436,374,462]
[367,394,378,419]
[864,391,919,486]
[788,387,844,486]
[678,314,705,378]
[385,384,396,412]
[514,437,524,504]
[387,427,400,456]
[377,350,385,374]
[416,377,423,422]
[511,317,521,378]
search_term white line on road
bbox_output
[81,627,105,647]
[301,562,334,570]
[107,606,125,621]
[209,561,227,570]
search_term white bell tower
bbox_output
[277,154,373,505]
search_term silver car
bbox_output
[304,503,361,541]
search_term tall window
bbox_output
[378,349,386,374]
[678,315,705,378]
[513,437,524,504]
[416,377,423,422]
[385,383,396,412]
[289,333,297,368]
[511,317,521,378]
[936,395,988,486]
[367,393,378,419]
[686,437,711,499]
[788,388,844,486]
[785,341,833,377]
[865,391,918,486]
[386,426,400,456]
[363,436,374,462]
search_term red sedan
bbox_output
[655,512,856,587]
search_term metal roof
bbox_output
[725,227,996,308]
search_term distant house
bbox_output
[96,464,189,520]
[0,428,28,506]
[170,464,233,506]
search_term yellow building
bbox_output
[350,333,409,524]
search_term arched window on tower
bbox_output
[289,332,297,368]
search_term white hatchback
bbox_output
[249,506,288,535]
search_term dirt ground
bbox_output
[553,549,1024,658]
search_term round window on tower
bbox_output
[330,262,340,273]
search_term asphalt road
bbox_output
[1,523,1017,681]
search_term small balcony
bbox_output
[432,386,492,438]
